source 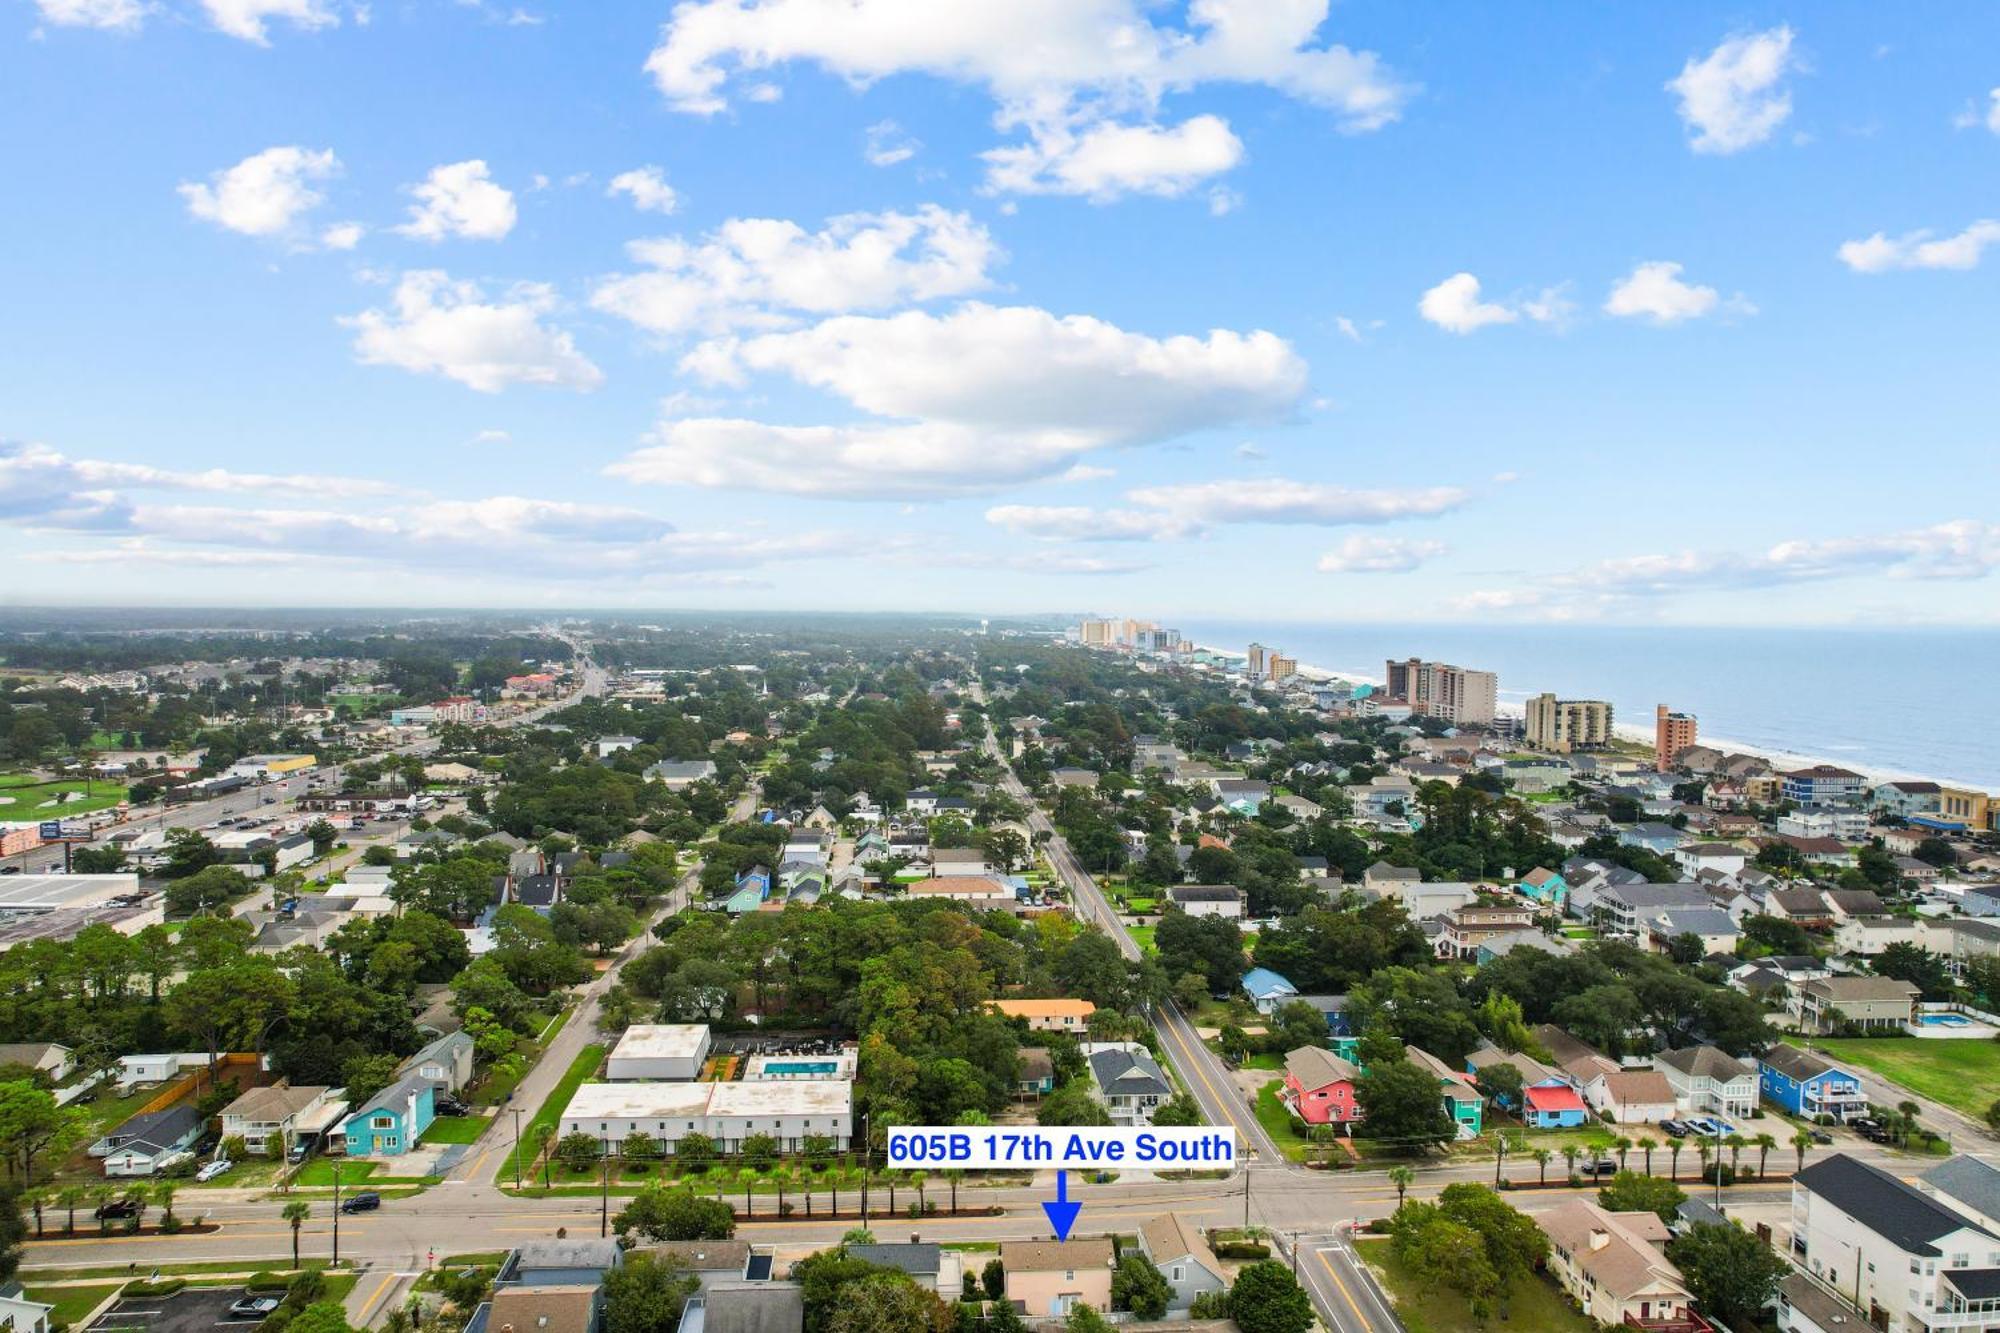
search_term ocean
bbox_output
[1173,620,2000,790]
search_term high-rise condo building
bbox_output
[1383,658,1498,726]
[1268,653,1297,683]
[1525,694,1615,753]
[1655,705,1698,772]
[1247,643,1268,678]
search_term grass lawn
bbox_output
[23,1283,116,1330]
[421,1115,493,1146]
[1126,924,1156,956]
[501,1044,606,1185]
[0,775,129,818]
[1811,1038,2000,1121]
[1239,1051,1284,1071]
[25,1260,334,1281]
[1251,1080,1311,1163]
[290,1159,379,1187]
[1358,1238,1596,1333]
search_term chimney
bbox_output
[1588,1229,1611,1251]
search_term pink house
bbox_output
[1282,1046,1362,1127]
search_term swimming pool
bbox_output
[760,1059,839,1076]
[1915,1013,1973,1027]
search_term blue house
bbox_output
[1464,1045,1588,1127]
[338,1073,437,1157]
[1240,967,1299,1015]
[1757,1045,1868,1121]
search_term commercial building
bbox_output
[226,753,317,780]
[1937,787,1994,831]
[1782,765,1868,807]
[1384,659,1497,726]
[1655,705,1698,773]
[1791,1154,2000,1333]
[559,1080,852,1151]
[605,1025,712,1081]
[1266,653,1297,684]
[1525,694,1615,753]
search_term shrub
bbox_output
[124,1280,187,1297]
[1213,1241,1271,1260]
[247,1272,292,1292]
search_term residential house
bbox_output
[641,1241,753,1289]
[1780,835,1856,869]
[218,1083,346,1155]
[1516,867,1568,909]
[1405,1045,1483,1138]
[0,1042,72,1082]
[502,1238,625,1287]
[1362,862,1421,894]
[1436,903,1538,960]
[1654,1047,1759,1119]
[1281,1046,1362,1129]
[1675,842,1749,880]
[1240,967,1299,1015]
[645,760,718,790]
[1475,929,1578,966]
[1793,976,1919,1033]
[1619,822,1688,856]
[1001,1239,1115,1318]
[1765,889,1835,928]
[1580,1069,1679,1125]
[1647,907,1742,956]
[1834,915,1929,957]
[988,999,1096,1033]
[0,1283,54,1333]
[928,848,990,879]
[845,1245,961,1296]
[1759,1046,1868,1122]
[1781,766,1868,807]
[1790,1154,2000,1333]
[1825,890,1889,921]
[1213,779,1271,814]
[336,1072,436,1157]
[1084,1043,1171,1125]
[1136,1214,1227,1313]
[481,1286,602,1333]
[91,1104,202,1177]
[1586,882,1712,934]
[1872,781,1944,818]
[1465,1044,1587,1128]
[1015,1048,1055,1098]
[1920,1156,2000,1236]
[399,1030,475,1093]
[1164,885,1244,919]
[1538,1198,1710,1333]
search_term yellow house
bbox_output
[987,998,1097,1032]
[1937,787,1991,830]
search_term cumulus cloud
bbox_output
[591,206,999,337]
[1560,521,2000,594]
[33,0,148,31]
[984,504,1201,542]
[394,160,517,242]
[1123,477,1471,526]
[645,0,1407,201]
[864,120,920,167]
[1666,26,1797,154]
[1954,88,2000,134]
[0,439,395,532]
[982,114,1244,200]
[341,270,604,393]
[1417,272,1516,334]
[1316,534,1445,573]
[179,146,340,239]
[200,0,338,44]
[611,303,1307,496]
[1837,220,2000,273]
[1603,261,1748,324]
[607,166,680,215]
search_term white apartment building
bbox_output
[1791,1154,2000,1333]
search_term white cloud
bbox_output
[1560,521,2000,594]
[607,166,680,215]
[645,0,1407,200]
[1603,261,1744,324]
[1953,88,2000,134]
[1666,26,1797,154]
[470,429,512,445]
[393,160,517,242]
[320,221,364,250]
[33,0,147,31]
[1417,272,1517,334]
[982,114,1244,201]
[1837,220,2000,273]
[984,504,1200,542]
[591,205,999,337]
[200,0,338,44]
[341,270,604,393]
[612,302,1306,497]
[1123,477,1470,526]
[1316,534,1444,573]
[179,146,340,239]
[864,120,920,167]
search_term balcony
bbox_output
[1624,1310,1715,1333]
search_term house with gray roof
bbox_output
[90,1103,201,1177]
[1084,1043,1171,1124]
[1920,1155,2000,1235]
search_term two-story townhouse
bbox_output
[1281,1046,1362,1130]
[1654,1046,1759,1119]
[1083,1044,1171,1125]
[218,1083,347,1156]
[1759,1046,1868,1122]
[1135,1214,1227,1314]
[336,1072,436,1157]
[1793,976,1919,1034]
[1792,1154,2000,1333]
[1538,1197,1712,1332]
[987,999,1096,1033]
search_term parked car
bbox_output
[435,1097,469,1117]
[1583,1159,1618,1177]
[229,1298,282,1318]
[1660,1119,1688,1138]
[94,1198,141,1220]
[195,1159,232,1182]
[339,1192,380,1213]
[1809,1129,1834,1145]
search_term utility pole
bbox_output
[511,1108,524,1191]
[859,1113,870,1223]
[600,1137,611,1238]
[330,1160,341,1267]
[1494,1135,1506,1187]
[1288,1231,1299,1279]
[1243,1168,1252,1227]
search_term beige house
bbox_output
[218,1084,347,1155]
[1538,1198,1704,1330]
[1792,976,1918,1034]
[1001,1239,1115,1318]
[988,999,1096,1033]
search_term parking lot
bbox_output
[91,1287,268,1333]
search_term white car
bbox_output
[195,1159,232,1182]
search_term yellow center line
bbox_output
[1317,1248,1370,1332]
[355,1273,396,1323]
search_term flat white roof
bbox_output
[0,874,143,912]
[706,1080,852,1118]
[610,1024,711,1062]
[563,1082,713,1120]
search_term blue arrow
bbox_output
[1042,1169,1081,1241]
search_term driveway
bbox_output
[91,1287,264,1333]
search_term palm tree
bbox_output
[1532,1148,1551,1185]
[911,1171,928,1215]
[1636,1137,1657,1177]
[152,1181,180,1228]
[58,1185,84,1235]
[283,1200,310,1269]
[91,1185,114,1234]
[1695,1140,1714,1184]
[1562,1144,1581,1183]
[1752,1133,1777,1180]
[1388,1166,1414,1209]
[1613,1136,1633,1173]
[1792,1128,1814,1175]
[1898,1100,1922,1146]
[1724,1134,1747,1181]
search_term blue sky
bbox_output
[3,0,1998,622]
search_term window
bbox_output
[372,1115,393,1129]
[1064,1271,1074,1282]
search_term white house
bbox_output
[218,1084,346,1155]
[1164,885,1245,919]
[606,1025,712,1082]
[1578,1069,1678,1125]
[92,1105,202,1177]
[1654,1046,1759,1119]
[1791,1154,2000,1333]
[928,848,991,879]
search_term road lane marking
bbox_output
[1317,1248,1372,1332]
[355,1273,397,1323]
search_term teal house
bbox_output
[1405,1046,1484,1139]
[336,1073,436,1157]
[1516,866,1568,909]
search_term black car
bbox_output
[1809,1129,1834,1145]
[94,1198,142,1220]
[1583,1159,1619,1177]
[339,1192,381,1213]
[435,1097,469,1117]
[1660,1119,1688,1138]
